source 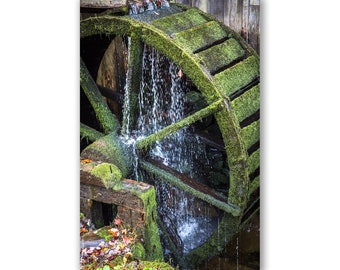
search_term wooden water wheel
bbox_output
[80,3,259,268]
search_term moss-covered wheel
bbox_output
[80,3,259,268]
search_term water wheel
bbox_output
[80,3,259,268]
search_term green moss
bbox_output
[196,38,246,73]
[231,84,260,123]
[214,110,249,209]
[133,187,163,261]
[240,120,260,150]
[81,133,133,177]
[249,175,260,195]
[91,162,122,188]
[152,8,207,35]
[95,226,112,241]
[191,5,259,60]
[121,6,128,14]
[247,148,260,176]
[131,242,146,260]
[80,123,104,142]
[213,56,260,97]
[174,21,228,52]
[81,16,138,38]
[112,182,163,261]
[139,260,174,270]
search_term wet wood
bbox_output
[80,160,154,227]
[80,0,127,9]
[80,161,152,208]
[97,36,128,120]
[144,159,227,202]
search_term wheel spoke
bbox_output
[80,58,121,134]
[136,99,225,150]
[139,159,241,216]
[122,34,144,135]
[80,123,104,142]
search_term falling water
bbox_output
[122,36,132,137]
[121,42,220,256]
[236,236,239,270]
[129,0,171,15]
[120,37,141,180]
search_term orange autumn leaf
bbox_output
[80,228,88,233]
[81,159,92,164]
[108,228,119,237]
[123,235,132,245]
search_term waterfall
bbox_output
[120,43,220,255]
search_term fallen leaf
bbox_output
[80,228,88,233]
[108,228,119,238]
[124,252,133,258]
[123,235,132,245]
[114,218,122,226]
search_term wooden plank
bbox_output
[152,9,207,35]
[250,0,260,5]
[81,182,146,212]
[247,148,259,175]
[249,175,259,195]
[196,38,246,74]
[242,0,249,42]
[232,0,243,33]
[196,0,209,13]
[240,119,260,150]
[222,0,231,27]
[80,0,126,9]
[248,3,260,53]
[213,55,259,97]
[174,21,229,52]
[207,0,224,22]
[231,83,260,122]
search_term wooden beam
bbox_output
[140,159,241,216]
[136,99,225,150]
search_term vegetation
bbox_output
[80,214,175,270]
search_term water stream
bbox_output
[120,41,223,256]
